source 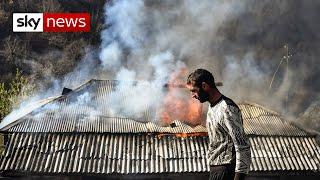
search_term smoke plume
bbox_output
[98,0,320,130]
[1,0,320,131]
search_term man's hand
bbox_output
[234,172,246,180]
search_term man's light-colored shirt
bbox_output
[206,95,251,174]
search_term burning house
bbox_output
[0,79,320,179]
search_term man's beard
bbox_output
[197,87,209,103]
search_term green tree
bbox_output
[0,69,34,121]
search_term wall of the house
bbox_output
[246,174,320,180]
[0,173,210,180]
[1,173,320,180]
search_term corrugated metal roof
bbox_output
[7,117,207,134]
[1,79,318,175]
[0,80,310,136]
[239,103,308,136]
[249,136,320,171]
[1,133,319,174]
[0,133,210,174]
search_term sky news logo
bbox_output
[13,13,90,32]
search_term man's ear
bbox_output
[201,82,209,90]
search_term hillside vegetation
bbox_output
[0,0,105,122]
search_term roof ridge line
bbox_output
[247,134,314,138]
[287,120,320,136]
[240,101,317,136]
[0,95,61,131]
[239,101,281,116]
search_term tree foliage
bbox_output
[0,69,34,121]
[0,0,105,85]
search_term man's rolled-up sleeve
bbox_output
[223,105,251,174]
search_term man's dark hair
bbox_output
[187,69,216,88]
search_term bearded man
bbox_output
[187,69,251,180]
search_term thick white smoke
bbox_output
[1,0,319,131]
[97,0,249,119]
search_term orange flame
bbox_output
[154,132,208,138]
[160,68,204,126]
